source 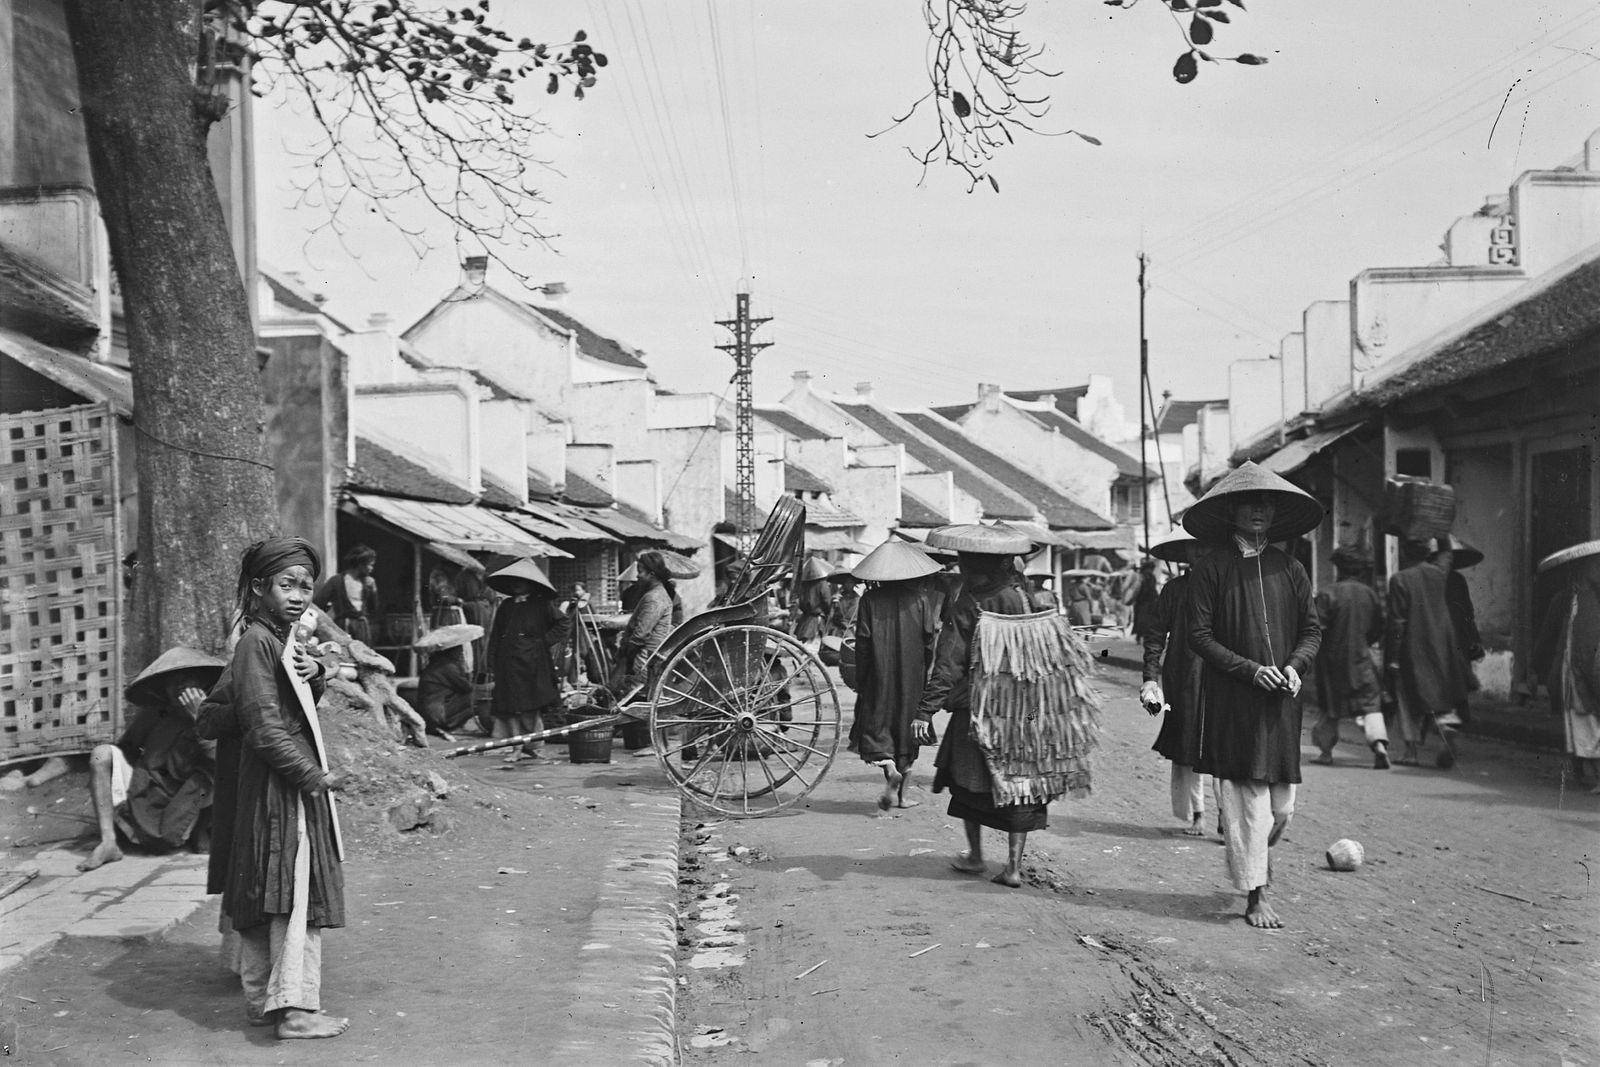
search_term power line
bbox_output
[704,0,752,281]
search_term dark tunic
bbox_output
[1385,561,1469,711]
[489,595,570,716]
[793,580,830,642]
[314,573,380,644]
[197,621,344,931]
[918,576,1040,831]
[115,703,214,851]
[1315,578,1384,717]
[827,589,861,640]
[1531,569,1600,717]
[1128,572,1162,640]
[417,647,474,731]
[848,580,941,766]
[1188,545,1321,784]
[1144,573,1204,766]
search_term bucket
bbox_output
[620,718,652,751]
[568,719,614,764]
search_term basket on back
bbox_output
[969,609,1102,806]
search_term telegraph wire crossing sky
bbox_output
[256,1,1600,415]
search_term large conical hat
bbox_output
[924,523,1033,555]
[1147,528,1200,563]
[658,551,703,579]
[618,561,639,584]
[799,556,832,582]
[487,557,555,595]
[1537,539,1600,575]
[126,646,227,706]
[1182,461,1324,542]
[852,541,942,583]
[413,622,484,652]
[1432,535,1484,569]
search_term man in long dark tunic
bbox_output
[1312,545,1390,768]
[1385,539,1469,767]
[1186,463,1322,930]
[1140,531,1212,836]
[915,528,1036,887]
[487,558,571,762]
[847,541,944,810]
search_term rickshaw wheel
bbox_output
[648,625,841,817]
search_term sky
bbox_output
[254,0,1600,427]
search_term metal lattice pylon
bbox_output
[715,292,771,553]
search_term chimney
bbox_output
[538,281,568,305]
[854,381,874,401]
[791,370,812,392]
[367,312,393,332]
[462,255,488,288]
[979,382,1002,413]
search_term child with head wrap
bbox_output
[198,537,349,1040]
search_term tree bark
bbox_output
[64,0,276,665]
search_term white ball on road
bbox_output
[1326,838,1364,872]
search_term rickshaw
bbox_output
[447,498,843,818]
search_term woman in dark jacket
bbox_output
[198,537,348,1040]
[486,559,570,762]
[612,551,678,692]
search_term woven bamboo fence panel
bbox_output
[0,402,123,762]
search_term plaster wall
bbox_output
[835,464,900,546]
[1330,439,1384,580]
[650,391,718,430]
[527,426,567,494]
[790,437,849,486]
[959,398,1114,516]
[1074,374,1135,442]
[406,292,571,408]
[341,329,419,387]
[1280,332,1307,417]
[261,331,347,570]
[781,375,875,448]
[1196,405,1231,485]
[1446,444,1516,696]
[1303,300,1352,412]
[614,459,661,524]
[1350,267,1525,388]
[2,0,90,187]
[1228,360,1282,454]
[480,397,530,505]
[570,378,654,457]
[652,426,721,610]
[354,385,477,492]
[566,443,616,502]
[1511,171,1600,278]
[853,443,902,468]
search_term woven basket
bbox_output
[1383,478,1456,541]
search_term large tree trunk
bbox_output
[64,0,276,664]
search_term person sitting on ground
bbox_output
[78,647,228,872]
[314,544,380,644]
[1312,545,1391,769]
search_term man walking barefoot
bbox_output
[1185,463,1323,930]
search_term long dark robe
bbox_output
[1384,561,1468,711]
[196,620,344,930]
[793,579,829,641]
[1188,545,1320,784]
[489,594,570,716]
[1129,572,1162,640]
[919,575,1038,831]
[1315,578,1384,716]
[848,580,941,766]
[1145,573,1204,766]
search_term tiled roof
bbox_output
[395,339,527,401]
[0,241,100,345]
[784,461,833,494]
[562,468,613,507]
[755,405,835,441]
[1156,397,1225,435]
[478,473,523,508]
[934,386,1089,422]
[527,468,559,500]
[348,437,475,504]
[899,411,1113,530]
[1024,407,1157,480]
[530,305,648,370]
[899,489,947,527]
[832,399,1035,521]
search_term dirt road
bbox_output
[677,644,1600,1066]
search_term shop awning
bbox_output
[1258,422,1368,476]
[518,500,619,543]
[0,328,134,416]
[346,492,570,558]
[580,507,703,553]
[425,541,485,572]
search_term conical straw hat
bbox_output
[924,523,1033,555]
[487,557,555,595]
[1182,461,1323,542]
[1537,539,1600,575]
[413,622,484,652]
[126,646,227,705]
[1147,528,1200,563]
[799,556,832,582]
[618,561,639,583]
[658,551,703,579]
[852,540,942,583]
[1435,535,1484,569]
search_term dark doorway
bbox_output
[1529,445,1593,638]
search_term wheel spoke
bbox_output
[663,720,736,766]
[710,635,747,717]
[754,692,823,718]
[761,728,833,760]
[682,654,732,707]
[757,728,813,786]
[659,684,736,720]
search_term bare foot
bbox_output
[76,841,123,872]
[950,852,987,874]
[992,866,1023,888]
[247,1008,274,1027]
[1245,889,1283,929]
[1181,816,1205,838]
[895,797,922,809]
[277,1009,349,1040]
[875,762,903,811]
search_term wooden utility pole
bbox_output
[716,292,771,552]
[1138,252,1151,557]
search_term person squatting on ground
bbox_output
[1185,463,1323,931]
[413,623,483,738]
[847,541,946,811]
[198,536,348,1040]
[486,559,571,764]
[78,647,228,872]
[313,543,380,645]
[1385,538,1470,768]
[1140,530,1214,837]
[917,524,1100,889]
[1531,539,1600,792]
[1312,545,1391,769]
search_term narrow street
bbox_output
[676,644,1600,1066]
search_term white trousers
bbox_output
[238,797,321,1015]
[1217,779,1296,893]
[1169,764,1216,822]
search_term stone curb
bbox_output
[549,787,682,1066]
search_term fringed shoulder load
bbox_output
[969,609,1102,806]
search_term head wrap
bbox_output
[242,536,322,582]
